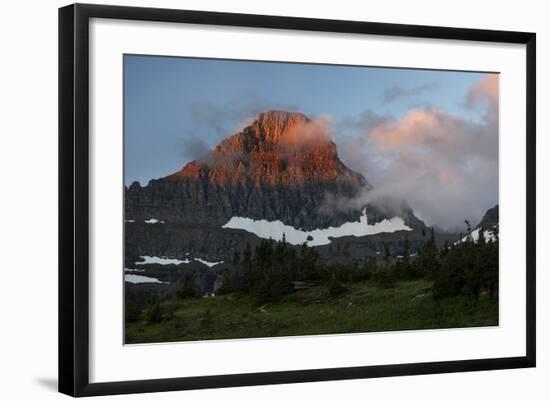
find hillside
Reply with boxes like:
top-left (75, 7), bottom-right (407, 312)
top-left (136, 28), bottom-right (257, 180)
top-left (126, 279), bottom-right (498, 344)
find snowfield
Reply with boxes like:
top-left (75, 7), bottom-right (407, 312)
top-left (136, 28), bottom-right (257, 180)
top-left (144, 218), bottom-right (164, 224)
top-left (135, 256), bottom-right (192, 265)
top-left (458, 227), bottom-right (497, 243)
top-left (124, 274), bottom-right (168, 284)
top-left (194, 258), bottom-right (223, 267)
top-left (135, 255), bottom-right (223, 267)
top-left (222, 208), bottom-right (412, 246)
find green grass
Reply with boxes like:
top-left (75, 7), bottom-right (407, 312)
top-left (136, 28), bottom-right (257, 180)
top-left (125, 280), bottom-right (498, 344)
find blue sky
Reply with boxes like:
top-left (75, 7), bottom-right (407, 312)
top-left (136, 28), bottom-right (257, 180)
top-left (124, 55), bottom-right (498, 229)
top-left (125, 55), bottom-right (487, 185)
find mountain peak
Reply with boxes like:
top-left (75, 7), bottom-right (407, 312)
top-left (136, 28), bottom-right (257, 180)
top-left (212, 110), bottom-right (324, 155)
top-left (257, 109), bottom-right (310, 125)
top-left (126, 111), bottom-right (425, 230)
top-left (251, 110), bottom-right (310, 141)
top-left (164, 110), bottom-right (366, 188)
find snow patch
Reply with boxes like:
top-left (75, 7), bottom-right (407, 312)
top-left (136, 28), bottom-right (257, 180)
top-left (125, 219), bottom-right (135, 223)
top-left (135, 256), bottom-right (192, 265)
top-left (125, 268), bottom-right (146, 272)
top-left (125, 274), bottom-right (168, 284)
top-left (144, 218), bottom-right (164, 224)
top-left (194, 258), bottom-right (223, 267)
top-left (222, 208), bottom-right (412, 246)
top-left (135, 255), bottom-right (223, 268)
top-left (458, 227), bottom-right (497, 244)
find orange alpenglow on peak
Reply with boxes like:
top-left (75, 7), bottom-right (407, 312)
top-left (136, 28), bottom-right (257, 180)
top-left (164, 110), bottom-right (367, 188)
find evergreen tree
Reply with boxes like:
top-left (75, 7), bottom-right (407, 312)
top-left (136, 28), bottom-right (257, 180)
top-left (176, 273), bottom-right (198, 299)
top-left (403, 234), bottom-right (410, 266)
top-left (125, 294), bottom-right (142, 322)
top-left (433, 220), bottom-right (499, 300)
top-left (253, 241), bottom-right (293, 305)
top-left (478, 227), bottom-right (486, 246)
top-left (287, 247), bottom-right (299, 281)
top-left (216, 267), bottom-right (233, 294)
top-left (232, 249), bottom-right (241, 268)
top-left (383, 243), bottom-right (390, 264)
top-left (484, 235), bottom-right (499, 298)
top-left (464, 220), bottom-right (473, 241)
top-left (300, 244), bottom-right (320, 280)
top-left (230, 249), bottom-right (244, 291)
top-left (441, 240), bottom-right (450, 258)
top-left (343, 243), bottom-right (351, 257)
top-left (242, 241), bottom-right (253, 292)
top-left (419, 228), bottom-right (439, 277)
top-left (274, 237), bottom-right (286, 275)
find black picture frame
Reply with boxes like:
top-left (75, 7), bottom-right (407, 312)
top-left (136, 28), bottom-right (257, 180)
top-left (59, 3), bottom-right (536, 397)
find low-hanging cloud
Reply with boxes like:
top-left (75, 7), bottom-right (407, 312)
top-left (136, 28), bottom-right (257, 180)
top-left (336, 74), bottom-right (499, 231)
top-left (177, 110), bottom-right (333, 171)
top-left (176, 137), bottom-right (212, 161)
top-left (281, 115), bottom-right (333, 148)
top-left (177, 93), bottom-right (299, 161)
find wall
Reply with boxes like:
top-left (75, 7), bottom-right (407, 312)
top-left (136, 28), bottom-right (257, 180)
top-left (0, 0), bottom-right (546, 399)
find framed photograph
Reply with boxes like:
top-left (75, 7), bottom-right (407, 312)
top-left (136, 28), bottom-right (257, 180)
top-left (59, 3), bottom-right (536, 397)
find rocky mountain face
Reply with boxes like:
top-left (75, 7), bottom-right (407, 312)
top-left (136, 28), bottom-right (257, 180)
top-left (126, 110), bottom-right (422, 230)
top-left (477, 205), bottom-right (499, 231)
top-left (125, 110), bottom-right (430, 295)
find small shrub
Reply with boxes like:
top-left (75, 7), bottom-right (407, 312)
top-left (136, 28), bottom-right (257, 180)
top-left (146, 303), bottom-right (163, 324)
top-left (176, 273), bottom-right (198, 299)
top-left (125, 297), bottom-right (142, 322)
top-left (173, 315), bottom-right (188, 329)
top-left (327, 274), bottom-right (348, 297)
top-left (373, 271), bottom-right (397, 289)
top-left (253, 275), bottom-right (293, 305)
top-left (351, 268), bottom-right (372, 283)
top-left (199, 309), bottom-right (214, 332)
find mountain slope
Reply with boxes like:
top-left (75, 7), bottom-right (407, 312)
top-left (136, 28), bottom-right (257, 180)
top-left (477, 205), bottom-right (499, 231)
top-left (126, 110), bottom-right (422, 230)
top-left (457, 205), bottom-right (499, 243)
top-left (165, 110), bottom-right (366, 188)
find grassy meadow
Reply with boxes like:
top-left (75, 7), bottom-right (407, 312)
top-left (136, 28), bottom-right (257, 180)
top-left (125, 279), bottom-right (498, 344)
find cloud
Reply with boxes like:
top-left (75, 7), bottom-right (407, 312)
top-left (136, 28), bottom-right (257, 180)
top-left (176, 136), bottom-right (212, 161)
top-left (281, 115), bottom-right (333, 148)
top-left (178, 94), bottom-right (299, 162)
top-left (177, 110), bottom-right (332, 170)
top-left (382, 82), bottom-right (438, 103)
top-left (466, 74), bottom-right (499, 127)
top-left (189, 93), bottom-right (299, 138)
top-left (336, 74), bottom-right (499, 231)
top-left (467, 74), bottom-right (499, 105)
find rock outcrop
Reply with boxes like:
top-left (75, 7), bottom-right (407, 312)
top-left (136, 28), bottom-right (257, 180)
top-left (477, 205), bottom-right (499, 231)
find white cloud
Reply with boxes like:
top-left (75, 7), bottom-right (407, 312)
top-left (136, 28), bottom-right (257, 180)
top-left (337, 75), bottom-right (499, 231)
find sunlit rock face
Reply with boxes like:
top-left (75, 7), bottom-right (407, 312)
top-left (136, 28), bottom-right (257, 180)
top-left (168, 110), bottom-right (366, 188)
top-left (125, 110), bottom-right (422, 230)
